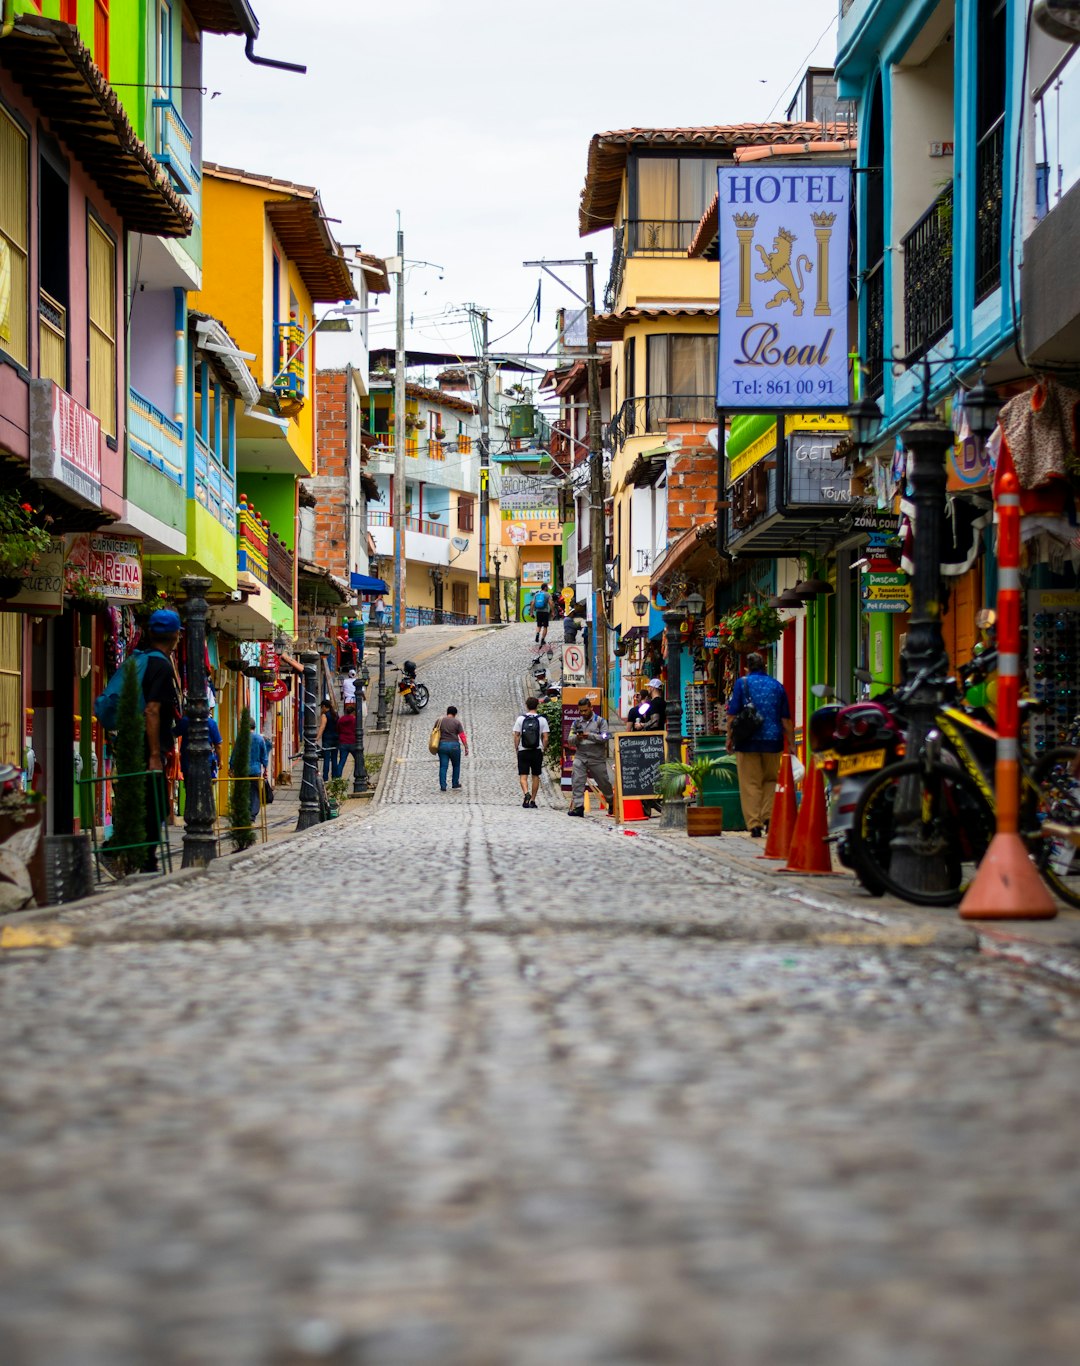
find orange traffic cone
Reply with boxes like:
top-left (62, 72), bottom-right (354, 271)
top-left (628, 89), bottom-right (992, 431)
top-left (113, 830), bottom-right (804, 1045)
top-left (781, 755), bottom-right (834, 876)
top-left (760, 751), bottom-right (797, 860)
top-left (959, 832), bottom-right (1057, 919)
top-left (621, 798), bottom-right (648, 821)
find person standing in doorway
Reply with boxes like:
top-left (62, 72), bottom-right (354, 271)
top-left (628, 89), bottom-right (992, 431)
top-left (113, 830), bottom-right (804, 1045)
top-left (530, 582), bottom-right (552, 648)
top-left (436, 705), bottom-right (469, 791)
top-left (334, 702), bottom-right (357, 779)
top-left (567, 695), bottom-right (613, 816)
top-left (726, 651), bottom-right (794, 838)
top-left (513, 695), bottom-right (549, 808)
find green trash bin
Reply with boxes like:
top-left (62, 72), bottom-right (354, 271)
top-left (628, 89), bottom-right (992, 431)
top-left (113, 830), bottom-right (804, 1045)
top-left (695, 735), bottom-right (745, 831)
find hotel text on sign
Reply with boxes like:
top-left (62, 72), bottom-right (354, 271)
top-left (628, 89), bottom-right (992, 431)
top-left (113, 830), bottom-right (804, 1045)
top-left (717, 166), bottom-right (850, 411)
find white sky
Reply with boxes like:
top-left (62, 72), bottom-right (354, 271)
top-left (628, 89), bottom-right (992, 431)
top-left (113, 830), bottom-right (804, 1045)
top-left (203, 0), bottom-right (840, 374)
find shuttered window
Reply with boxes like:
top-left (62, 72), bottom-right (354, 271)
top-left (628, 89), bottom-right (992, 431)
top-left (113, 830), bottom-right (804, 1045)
top-left (94, 0), bottom-right (110, 77)
top-left (0, 106), bottom-right (29, 369)
top-left (87, 216), bottom-right (116, 436)
top-left (0, 612), bottom-right (20, 769)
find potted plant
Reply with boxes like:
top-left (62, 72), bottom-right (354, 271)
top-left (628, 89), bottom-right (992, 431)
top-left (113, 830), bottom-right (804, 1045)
top-left (659, 752), bottom-right (738, 836)
top-left (434, 425), bottom-right (446, 440)
top-left (717, 600), bottom-right (784, 652)
top-left (0, 492), bottom-right (52, 599)
top-left (325, 775), bottom-right (349, 814)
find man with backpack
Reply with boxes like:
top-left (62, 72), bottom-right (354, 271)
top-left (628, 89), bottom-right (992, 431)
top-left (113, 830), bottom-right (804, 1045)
top-left (513, 695), bottom-right (549, 808)
top-left (530, 582), bottom-right (553, 648)
top-left (726, 651), bottom-right (794, 838)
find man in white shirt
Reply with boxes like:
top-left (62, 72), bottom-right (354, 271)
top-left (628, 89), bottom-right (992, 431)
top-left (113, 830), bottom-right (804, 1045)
top-left (342, 669), bottom-right (357, 705)
top-left (512, 696), bottom-right (550, 808)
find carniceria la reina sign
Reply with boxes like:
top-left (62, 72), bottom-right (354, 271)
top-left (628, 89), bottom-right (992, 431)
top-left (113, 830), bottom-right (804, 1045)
top-left (717, 166), bottom-right (850, 411)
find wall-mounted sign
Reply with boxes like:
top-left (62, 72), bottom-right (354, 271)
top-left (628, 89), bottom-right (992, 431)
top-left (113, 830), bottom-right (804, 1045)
top-left (718, 166), bottom-right (850, 411)
top-left (521, 560), bottom-right (549, 581)
top-left (787, 430), bottom-right (852, 505)
top-left (562, 642), bottom-right (586, 683)
top-left (29, 379), bottom-right (102, 509)
top-left (504, 517), bottom-right (560, 546)
top-left (65, 532), bottom-right (143, 602)
top-left (4, 536), bottom-right (66, 615)
top-left (947, 434), bottom-right (992, 492)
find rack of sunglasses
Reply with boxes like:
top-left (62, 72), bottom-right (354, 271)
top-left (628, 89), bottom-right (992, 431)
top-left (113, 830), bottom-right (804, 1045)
top-left (1028, 592), bottom-right (1080, 754)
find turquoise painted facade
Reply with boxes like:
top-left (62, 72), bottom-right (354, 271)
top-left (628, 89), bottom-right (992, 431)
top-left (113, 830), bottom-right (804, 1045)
top-left (836, 0), bottom-right (1024, 436)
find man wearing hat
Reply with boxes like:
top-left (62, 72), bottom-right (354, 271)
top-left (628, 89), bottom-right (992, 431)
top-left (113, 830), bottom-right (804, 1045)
top-left (142, 609), bottom-right (183, 869)
top-left (641, 679), bottom-right (667, 734)
top-left (342, 669), bottom-right (358, 706)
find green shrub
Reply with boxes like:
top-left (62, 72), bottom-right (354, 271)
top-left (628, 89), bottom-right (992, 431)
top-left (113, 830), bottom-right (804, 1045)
top-left (538, 696), bottom-right (563, 772)
top-left (229, 709), bottom-right (256, 850)
top-left (107, 657), bottom-right (148, 874)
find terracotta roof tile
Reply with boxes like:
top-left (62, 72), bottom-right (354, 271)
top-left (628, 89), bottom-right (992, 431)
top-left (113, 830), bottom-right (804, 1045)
top-left (589, 306), bottom-right (718, 344)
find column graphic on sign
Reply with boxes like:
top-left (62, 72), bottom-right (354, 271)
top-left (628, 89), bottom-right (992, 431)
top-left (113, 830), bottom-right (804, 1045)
top-left (734, 213), bottom-right (759, 317)
top-left (811, 212), bottom-right (836, 316)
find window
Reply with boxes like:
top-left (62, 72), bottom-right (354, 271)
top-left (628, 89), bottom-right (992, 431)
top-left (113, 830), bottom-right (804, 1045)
top-left (0, 106), bottom-right (29, 369)
top-left (94, 0), bottom-right (109, 78)
top-left (39, 154), bottom-right (69, 389)
top-left (644, 334), bottom-right (717, 428)
top-left (88, 215), bottom-right (117, 436)
top-left (457, 494), bottom-right (475, 532)
top-left (156, 1), bottom-right (172, 97)
top-left (630, 155), bottom-right (722, 252)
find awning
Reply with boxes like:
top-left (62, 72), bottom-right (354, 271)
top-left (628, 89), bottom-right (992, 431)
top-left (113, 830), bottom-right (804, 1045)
top-left (350, 573), bottom-right (389, 594)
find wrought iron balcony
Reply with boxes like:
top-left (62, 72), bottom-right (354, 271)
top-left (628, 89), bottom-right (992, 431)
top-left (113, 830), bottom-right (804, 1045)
top-left (152, 97), bottom-right (195, 195)
top-left (625, 219), bottom-right (702, 255)
top-left (273, 321), bottom-right (305, 400)
top-left (607, 394), bottom-right (716, 451)
top-left (902, 183), bottom-right (953, 360)
top-left (863, 257), bottom-right (885, 398)
top-left (129, 388), bottom-right (183, 485)
top-left (975, 116), bottom-right (1004, 304)
top-left (604, 224), bottom-right (626, 311)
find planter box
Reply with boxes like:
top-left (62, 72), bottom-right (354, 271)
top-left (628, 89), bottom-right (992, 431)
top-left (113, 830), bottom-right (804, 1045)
top-left (686, 805), bottom-right (724, 837)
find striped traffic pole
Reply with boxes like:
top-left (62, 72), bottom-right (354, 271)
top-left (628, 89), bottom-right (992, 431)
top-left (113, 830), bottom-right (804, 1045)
top-left (960, 464), bottom-right (1056, 918)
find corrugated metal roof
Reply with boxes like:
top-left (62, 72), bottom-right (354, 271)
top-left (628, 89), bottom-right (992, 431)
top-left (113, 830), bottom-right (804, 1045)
top-left (578, 123), bottom-right (849, 236)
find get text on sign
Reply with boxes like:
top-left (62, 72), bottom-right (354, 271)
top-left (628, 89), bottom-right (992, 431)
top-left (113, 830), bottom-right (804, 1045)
top-left (717, 166), bottom-right (850, 411)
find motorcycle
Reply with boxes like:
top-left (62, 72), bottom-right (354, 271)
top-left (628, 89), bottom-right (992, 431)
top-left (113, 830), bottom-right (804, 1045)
top-left (808, 668), bottom-right (906, 891)
top-left (396, 659), bottom-right (430, 714)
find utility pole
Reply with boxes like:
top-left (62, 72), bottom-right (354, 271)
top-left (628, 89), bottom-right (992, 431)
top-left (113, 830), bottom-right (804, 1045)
top-left (477, 308), bottom-right (491, 624)
top-left (584, 251), bottom-right (607, 704)
top-left (393, 216), bottom-right (407, 634)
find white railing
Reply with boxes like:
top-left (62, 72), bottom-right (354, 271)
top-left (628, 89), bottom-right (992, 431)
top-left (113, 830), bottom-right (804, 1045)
top-left (1034, 49), bottom-right (1080, 219)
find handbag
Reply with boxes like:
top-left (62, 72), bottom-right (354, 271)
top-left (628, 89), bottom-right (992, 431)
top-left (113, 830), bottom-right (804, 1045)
top-left (729, 679), bottom-right (763, 748)
top-left (428, 721), bottom-right (441, 755)
top-left (263, 778), bottom-right (275, 804)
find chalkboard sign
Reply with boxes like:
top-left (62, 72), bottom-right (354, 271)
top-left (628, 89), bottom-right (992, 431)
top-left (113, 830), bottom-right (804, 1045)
top-left (614, 731), bottom-right (665, 801)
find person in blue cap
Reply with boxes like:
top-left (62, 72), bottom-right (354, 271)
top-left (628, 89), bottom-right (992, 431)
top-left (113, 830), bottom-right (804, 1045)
top-left (142, 609), bottom-right (183, 870)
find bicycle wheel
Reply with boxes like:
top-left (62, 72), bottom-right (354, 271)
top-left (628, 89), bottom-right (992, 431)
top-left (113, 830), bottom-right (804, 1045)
top-left (521, 601), bottom-right (535, 622)
top-left (849, 759), bottom-right (995, 907)
top-left (1025, 747), bottom-right (1080, 908)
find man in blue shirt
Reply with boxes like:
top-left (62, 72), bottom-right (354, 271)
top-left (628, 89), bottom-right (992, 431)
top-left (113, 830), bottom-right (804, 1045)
top-left (726, 651), bottom-right (794, 838)
top-left (530, 582), bottom-right (552, 647)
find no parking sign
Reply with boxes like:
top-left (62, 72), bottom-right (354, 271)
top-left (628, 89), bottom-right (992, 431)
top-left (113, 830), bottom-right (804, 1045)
top-left (562, 643), bottom-right (586, 683)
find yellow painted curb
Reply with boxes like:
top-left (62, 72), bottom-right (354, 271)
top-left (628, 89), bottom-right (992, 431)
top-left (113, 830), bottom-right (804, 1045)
top-left (815, 928), bottom-right (941, 948)
top-left (0, 924), bottom-right (75, 950)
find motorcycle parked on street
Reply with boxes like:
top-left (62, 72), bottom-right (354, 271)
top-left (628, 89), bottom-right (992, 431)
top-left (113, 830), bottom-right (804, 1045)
top-left (395, 660), bottom-right (430, 714)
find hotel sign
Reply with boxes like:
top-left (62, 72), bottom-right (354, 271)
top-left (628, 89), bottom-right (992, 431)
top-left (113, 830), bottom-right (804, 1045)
top-left (717, 166), bottom-right (850, 411)
top-left (29, 380), bottom-right (102, 509)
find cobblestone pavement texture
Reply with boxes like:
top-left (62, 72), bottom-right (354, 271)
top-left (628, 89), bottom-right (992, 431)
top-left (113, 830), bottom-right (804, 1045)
top-left (3, 625), bottom-right (1080, 1365)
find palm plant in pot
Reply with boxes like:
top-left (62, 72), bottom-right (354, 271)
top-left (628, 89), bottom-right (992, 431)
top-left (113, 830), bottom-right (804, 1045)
top-left (658, 752), bottom-right (738, 836)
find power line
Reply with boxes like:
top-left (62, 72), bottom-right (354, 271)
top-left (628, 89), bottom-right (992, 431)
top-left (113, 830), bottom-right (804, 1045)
top-left (763, 10), bottom-right (839, 122)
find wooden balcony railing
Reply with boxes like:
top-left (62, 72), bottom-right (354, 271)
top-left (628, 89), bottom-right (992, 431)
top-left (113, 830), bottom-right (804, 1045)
top-left (267, 534), bottom-right (294, 606)
top-left (38, 288), bottom-right (66, 389)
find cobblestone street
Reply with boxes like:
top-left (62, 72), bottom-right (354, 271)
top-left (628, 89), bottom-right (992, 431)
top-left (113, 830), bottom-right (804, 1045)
top-left (2, 625), bottom-right (1080, 1365)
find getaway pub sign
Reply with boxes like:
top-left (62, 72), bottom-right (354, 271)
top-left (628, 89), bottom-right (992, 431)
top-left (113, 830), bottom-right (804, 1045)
top-left (717, 166), bottom-right (850, 411)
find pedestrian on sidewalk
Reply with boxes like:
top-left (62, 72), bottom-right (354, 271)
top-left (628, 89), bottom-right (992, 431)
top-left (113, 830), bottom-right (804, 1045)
top-left (231, 717), bottom-right (270, 822)
top-left (567, 695), bottom-right (613, 816)
top-left (317, 700), bottom-right (339, 781)
top-left (436, 705), bottom-right (469, 791)
top-left (342, 669), bottom-right (358, 706)
top-left (334, 702), bottom-right (358, 778)
top-left (513, 695), bottom-right (549, 808)
top-left (626, 690), bottom-right (649, 731)
top-left (642, 679), bottom-right (667, 732)
top-left (140, 609), bottom-right (183, 869)
top-left (372, 594), bottom-right (388, 628)
top-left (531, 582), bottom-right (552, 647)
top-left (726, 651), bottom-right (794, 839)
top-left (562, 611), bottom-right (583, 646)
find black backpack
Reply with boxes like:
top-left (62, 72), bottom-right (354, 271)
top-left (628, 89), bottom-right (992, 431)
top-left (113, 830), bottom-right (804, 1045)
top-left (520, 713), bottom-right (542, 749)
top-left (729, 678), bottom-right (763, 748)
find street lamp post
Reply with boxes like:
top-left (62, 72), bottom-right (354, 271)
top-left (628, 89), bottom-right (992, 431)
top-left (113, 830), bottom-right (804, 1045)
top-left (180, 575), bottom-right (216, 868)
top-left (491, 550), bottom-right (506, 623)
top-left (660, 606), bottom-right (687, 830)
top-left (375, 630), bottom-right (390, 732)
top-left (296, 651), bottom-right (321, 830)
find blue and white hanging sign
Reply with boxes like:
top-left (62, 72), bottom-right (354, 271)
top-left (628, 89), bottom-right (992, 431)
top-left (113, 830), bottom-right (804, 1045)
top-left (717, 165), bottom-right (850, 411)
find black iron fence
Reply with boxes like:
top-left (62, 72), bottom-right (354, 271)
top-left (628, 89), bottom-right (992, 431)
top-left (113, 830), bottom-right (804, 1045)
top-left (864, 257), bottom-right (885, 397)
top-left (975, 116), bottom-right (1004, 304)
top-left (604, 225), bottom-right (625, 312)
top-left (607, 394), bottom-right (716, 450)
top-left (902, 182), bottom-right (953, 359)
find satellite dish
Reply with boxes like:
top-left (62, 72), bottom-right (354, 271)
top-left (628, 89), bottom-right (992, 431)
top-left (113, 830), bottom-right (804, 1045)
top-left (451, 536), bottom-right (469, 551)
top-left (706, 427), bottom-right (719, 451)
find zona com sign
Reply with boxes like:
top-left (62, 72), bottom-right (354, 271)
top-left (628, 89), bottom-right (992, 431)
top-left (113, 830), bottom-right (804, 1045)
top-left (717, 166), bottom-right (850, 412)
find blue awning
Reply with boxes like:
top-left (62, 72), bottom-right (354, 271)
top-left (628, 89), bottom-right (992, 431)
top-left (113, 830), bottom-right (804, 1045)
top-left (350, 574), bottom-right (389, 593)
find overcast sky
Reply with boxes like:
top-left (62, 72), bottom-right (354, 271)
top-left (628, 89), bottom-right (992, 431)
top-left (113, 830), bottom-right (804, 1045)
top-left (203, 0), bottom-right (840, 374)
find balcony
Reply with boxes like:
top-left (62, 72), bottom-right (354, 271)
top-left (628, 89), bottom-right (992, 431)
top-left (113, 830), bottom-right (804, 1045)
top-left (194, 431), bottom-right (235, 532)
top-left (604, 224), bottom-right (626, 311)
top-left (607, 394), bottom-right (716, 451)
top-left (369, 509), bottom-right (448, 538)
top-left (273, 320), bottom-right (305, 400)
top-left (975, 116), bottom-right (1004, 304)
top-left (863, 258), bottom-right (885, 398)
top-left (369, 510), bottom-right (451, 567)
top-left (38, 289), bottom-right (66, 389)
top-left (267, 534), bottom-right (294, 607)
top-left (129, 388), bottom-right (183, 485)
top-left (237, 497), bottom-right (269, 586)
top-left (902, 183), bottom-right (953, 360)
top-left (152, 97), bottom-right (196, 196)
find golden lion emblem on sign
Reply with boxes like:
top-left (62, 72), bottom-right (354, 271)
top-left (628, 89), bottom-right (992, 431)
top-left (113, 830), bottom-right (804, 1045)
top-left (755, 227), bottom-right (814, 317)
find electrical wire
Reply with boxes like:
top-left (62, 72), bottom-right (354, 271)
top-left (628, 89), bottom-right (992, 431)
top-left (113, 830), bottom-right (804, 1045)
top-left (763, 10), bottom-right (839, 122)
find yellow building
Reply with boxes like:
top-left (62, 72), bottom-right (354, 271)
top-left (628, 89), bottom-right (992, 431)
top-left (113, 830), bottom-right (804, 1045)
top-left (191, 164), bottom-right (356, 637)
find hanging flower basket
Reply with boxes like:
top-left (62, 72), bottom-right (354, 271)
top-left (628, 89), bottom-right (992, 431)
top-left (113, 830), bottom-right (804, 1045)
top-left (0, 492), bottom-right (52, 592)
top-left (717, 602), bottom-right (783, 652)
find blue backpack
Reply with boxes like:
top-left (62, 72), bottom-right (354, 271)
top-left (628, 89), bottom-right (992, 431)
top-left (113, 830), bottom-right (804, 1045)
top-left (534, 590), bottom-right (550, 611)
top-left (93, 651), bottom-right (157, 732)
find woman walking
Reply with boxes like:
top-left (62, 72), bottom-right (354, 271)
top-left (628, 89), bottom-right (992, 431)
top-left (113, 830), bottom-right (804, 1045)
top-left (436, 705), bottom-right (468, 791)
top-left (317, 700), bottom-right (339, 781)
top-left (334, 702), bottom-right (358, 779)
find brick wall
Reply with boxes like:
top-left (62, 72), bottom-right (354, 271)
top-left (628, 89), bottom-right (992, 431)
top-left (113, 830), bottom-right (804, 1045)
top-left (311, 370), bottom-right (351, 578)
top-left (664, 420), bottom-right (718, 534)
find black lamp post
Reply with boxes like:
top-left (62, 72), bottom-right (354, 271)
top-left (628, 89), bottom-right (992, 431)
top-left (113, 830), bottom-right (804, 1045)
top-left (660, 605), bottom-right (687, 830)
top-left (491, 550), bottom-right (506, 623)
top-left (180, 575), bottom-right (217, 868)
top-left (375, 630), bottom-right (390, 731)
top-left (296, 650), bottom-right (321, 830)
